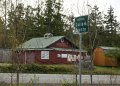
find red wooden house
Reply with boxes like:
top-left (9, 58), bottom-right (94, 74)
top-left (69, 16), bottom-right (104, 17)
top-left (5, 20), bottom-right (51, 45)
top-left (18, 33), bottom-right (87, 65)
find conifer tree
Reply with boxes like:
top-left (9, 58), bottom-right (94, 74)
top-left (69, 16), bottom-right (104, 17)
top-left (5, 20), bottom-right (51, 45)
top-left (8, 3), bottom-right (25, 44)
top-left (24, 5), bottom-right (36, 40)
top-left (44, 0), bottom-right (66, 36)
top-left (104, 5), bottom-right (119, 46)
top-left (104, 5), bottom-right (119, 34)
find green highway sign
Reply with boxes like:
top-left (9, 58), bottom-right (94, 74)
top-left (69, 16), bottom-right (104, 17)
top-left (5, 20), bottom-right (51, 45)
top-left (74, 15), bottom-right (88, 86)
top-left (74, 15), bottom-right (88, 34)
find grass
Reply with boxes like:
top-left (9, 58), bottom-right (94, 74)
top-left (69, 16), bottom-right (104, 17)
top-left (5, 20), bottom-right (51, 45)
top-left (0, 63), bottom-right (11, 67)
top-left (95, 66), bottom-right (120, 75)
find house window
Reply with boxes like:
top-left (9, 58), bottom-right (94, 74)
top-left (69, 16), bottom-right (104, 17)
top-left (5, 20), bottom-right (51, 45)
top-left (57, 54), bottom-right (61, 58)
top-left (61, 54), bottom-right (67, 58)
top-left (61, 38), bottom-right (64, 42)
top-left (41, 51), bottom-right (49, 59)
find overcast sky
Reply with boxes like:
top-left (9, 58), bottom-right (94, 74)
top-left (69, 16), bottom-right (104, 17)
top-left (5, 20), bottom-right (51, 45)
top-left (16, 0), bottom-right (120, 22)
top-left (63, 0), bottom-right (120, 21)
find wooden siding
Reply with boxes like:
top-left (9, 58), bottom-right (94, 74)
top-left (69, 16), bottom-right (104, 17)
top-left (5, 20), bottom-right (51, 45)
top-left (49, 38), bottom-right (75, 48)
top-left (19, 35), bottom-right (86, 65)
top-left (20, 50), bottom-right (86, 65)
top-left (20, 51), bottom-right (35, 64)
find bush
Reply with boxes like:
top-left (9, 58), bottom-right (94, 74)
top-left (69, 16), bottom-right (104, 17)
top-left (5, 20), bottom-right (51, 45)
top-left (0, 63), bottom-right (73, 74)
top-left (0, 63), bottom-right (119, 75)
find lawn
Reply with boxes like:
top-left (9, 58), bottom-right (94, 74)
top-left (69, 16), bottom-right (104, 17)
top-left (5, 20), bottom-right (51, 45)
top-left (95, 66), bottom-right (120, 75)
top-left (0, 63), bottom-right (12, 67)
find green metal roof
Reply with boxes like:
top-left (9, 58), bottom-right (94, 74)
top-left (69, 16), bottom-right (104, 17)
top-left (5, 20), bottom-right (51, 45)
top-left (16, 35), bottom-right (88, 52)
top-left (19, 36), bottom-right (65, 48)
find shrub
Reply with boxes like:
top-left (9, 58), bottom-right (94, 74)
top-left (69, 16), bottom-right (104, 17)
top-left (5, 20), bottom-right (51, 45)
top-left (0, 63), bottom-right (73, 74)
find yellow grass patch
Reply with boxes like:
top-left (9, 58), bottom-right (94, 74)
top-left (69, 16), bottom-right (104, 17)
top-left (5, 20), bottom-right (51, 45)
top-left (0, 63), bottom-right (12, 67)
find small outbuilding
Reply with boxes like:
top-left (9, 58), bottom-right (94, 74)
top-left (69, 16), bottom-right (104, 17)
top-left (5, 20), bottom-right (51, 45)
top-left (17, 33), bottom-right (87, 65)
top-left (93, 46), bottom-right (117, 66)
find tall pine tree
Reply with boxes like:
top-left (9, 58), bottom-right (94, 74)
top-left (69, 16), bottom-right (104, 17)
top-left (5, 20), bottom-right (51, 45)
top-left (104, 5), bottom-right (119, 46)
top-left (44, 0), bottom-right (66, 36)
top-left (8, 3), bottom-right (25, 47)
top-left (104, 5), bottom-right (119, 34)
top-left (24, 5), bottom-right (37, 40)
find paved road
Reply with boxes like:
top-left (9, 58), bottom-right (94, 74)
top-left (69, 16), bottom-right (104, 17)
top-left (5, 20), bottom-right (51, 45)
top-left (0, 73), bottom-right (120, 84)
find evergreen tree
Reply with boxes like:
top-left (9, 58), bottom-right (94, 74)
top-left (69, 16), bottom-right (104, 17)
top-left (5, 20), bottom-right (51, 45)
top-left (104, 5), bottom-right (119, 34)
top-left (104, 5), bottom-right (119, 46)
top-left (8, 3), bottom-right (25, 46)
top-left (25, 0), bottom-right (66, 38)
top-left (24, 5), bottom-right (36, 40)
top-left (44, 0), bottom-right (66, 36)
top-left (52, 0), bottom-right (67, 36)
top-left (44, 0), bottom-right (54, 33)
top-left (33, 0), bottom-right (45, 38)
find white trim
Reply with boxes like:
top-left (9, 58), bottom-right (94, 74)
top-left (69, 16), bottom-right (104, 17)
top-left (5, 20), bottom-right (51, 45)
top-left (61, 38), bottom-right (64, 42)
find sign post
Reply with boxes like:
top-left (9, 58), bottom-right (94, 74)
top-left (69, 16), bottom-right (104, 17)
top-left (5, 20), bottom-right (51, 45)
top-left (74, 15), bottom-right (88, 86)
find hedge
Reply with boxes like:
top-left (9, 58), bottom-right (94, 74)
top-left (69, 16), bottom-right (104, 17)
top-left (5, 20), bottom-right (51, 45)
top-left (0, 63), bottom-right (118, 75)
top-left (0, 63), bottom-right (73, 74)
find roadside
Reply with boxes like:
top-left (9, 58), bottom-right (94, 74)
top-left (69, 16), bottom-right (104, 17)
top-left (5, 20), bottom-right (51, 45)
top-left (0, 73), bottom-right (120, 85)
